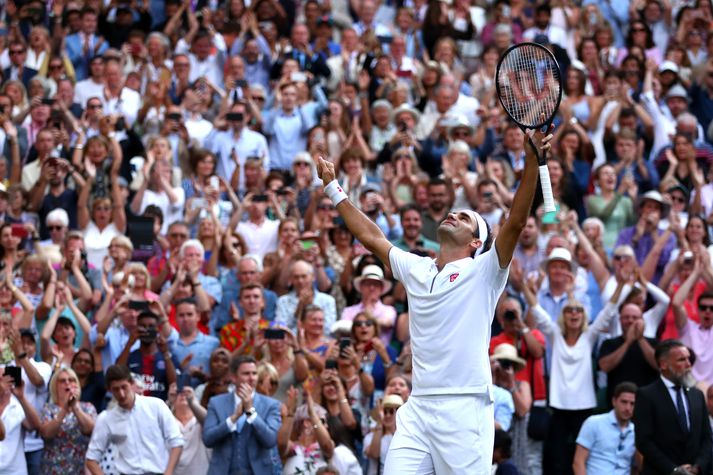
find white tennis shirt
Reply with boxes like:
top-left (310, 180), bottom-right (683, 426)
top-left (389, 244), bottom-right (509, 397)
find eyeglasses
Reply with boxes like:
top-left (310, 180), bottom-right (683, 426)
top-left (564, 306), bottom-right (584, 313)
top-left (631, 28), bottom-right (646, 33)
top-left (9, 49), bottom-right (25, 55)
top-left (699, 304), bottom-right (713, 312)
top-left (353, 320), bottom-right (374, 327)
top-left (252, 96), bottom-right (266, 102)
top-left (87, 104), bottom-right (103, 109)
top-left (48, 225), bottom-right (64, 231)
top-left (383, 407), bottom-right (396, 415)
top-left (670, 195), bottom-right (686, 203)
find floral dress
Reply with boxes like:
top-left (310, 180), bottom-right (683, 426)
top-left (283, 441), bottom-right (327, 475)
top-left (40, 402), bottom-right (98, 475)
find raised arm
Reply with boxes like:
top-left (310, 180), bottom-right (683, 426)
top-left (672, 256), bottom-right (701, 330)
top-left (495, 125), bottom-right (553, 269)
top-left (316, 157), bottom-right (392, 266)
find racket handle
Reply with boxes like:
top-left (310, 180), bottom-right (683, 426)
top-left (539, 164), bottom-right (556, 214)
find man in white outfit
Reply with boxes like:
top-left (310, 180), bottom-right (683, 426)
top-left (316, 124), bottom-right (550, 474)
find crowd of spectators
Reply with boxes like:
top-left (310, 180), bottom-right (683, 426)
top-left (2, 0), bottom-right (713, 474)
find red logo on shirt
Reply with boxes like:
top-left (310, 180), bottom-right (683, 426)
top-left (449, 273), bottom-right (459, 282)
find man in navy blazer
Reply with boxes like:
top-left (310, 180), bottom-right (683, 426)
top-left (203, 355), bottom-right (282, 475)
top-left (634, 340), bottom-right (712, 475)
top-left (3, 42), bottom-right (38, 89)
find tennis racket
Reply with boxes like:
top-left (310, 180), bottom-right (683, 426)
top-left (495, 42), bottom-right (562, 214)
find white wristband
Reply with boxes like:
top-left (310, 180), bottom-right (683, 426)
top-left (324, 179), bottom-right (348, 206)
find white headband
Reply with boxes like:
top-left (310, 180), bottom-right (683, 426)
top-left (462, 210), bottom-right (488, 257)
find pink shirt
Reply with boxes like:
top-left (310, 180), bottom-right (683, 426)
top-left (340, 300), bottom-right (397, 347)
top-left (680, 320), bottom-right (713, 385)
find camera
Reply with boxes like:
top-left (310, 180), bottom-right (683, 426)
top-left (503, 310), bottom-right (518, 321)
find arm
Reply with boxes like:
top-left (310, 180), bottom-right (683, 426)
top-left (573, 445), bottom-right (590, 475)
top-left (77, 174), bottom-right (93, 230)
top-left (316, 158), bottom-right (393, 266)
top-left (40, 307), bottom-right (63, 363)
top-left (165, 446), bottom-right (182, 475)
top-left (495, 127), bottom-right (552, 268)
top-left (672, 259), bottom-right (701, 330)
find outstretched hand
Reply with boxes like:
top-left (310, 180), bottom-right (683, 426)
top-left (316, 156), bottom-right (335, 187)
top-left (524, 114), bottom-right (554, 158)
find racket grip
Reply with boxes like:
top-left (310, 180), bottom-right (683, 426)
top-left (538, 164), bottom-right (556, 214)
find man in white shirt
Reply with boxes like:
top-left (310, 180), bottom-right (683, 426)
top-left (235, 194), bottom-right (280, 260)
top-left (315, 122), bottom-right (552, 473)
top-left (0, 366), bottom-right (42, 475)
top-left (100, 58), bottom-right (141, 129)
top-left (176, 30), bottom-right (227, 88)
top-left (85, 364), bottom-right (184, 475)
top-left (74, 56), bottom-right (105, 110)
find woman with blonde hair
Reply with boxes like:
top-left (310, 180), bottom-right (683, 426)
top-left (39, 367), bottom-right (97, 475)
top-left (525, 274), bottom-right (624, 474)
top-left (123, 262), bottom-right (158, 302)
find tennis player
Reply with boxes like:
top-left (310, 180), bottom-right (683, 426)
top-left (317, 126), bottom-right (551, 474)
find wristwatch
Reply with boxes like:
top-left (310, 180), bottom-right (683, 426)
top-left (245, 407), bottom-right (257, 417)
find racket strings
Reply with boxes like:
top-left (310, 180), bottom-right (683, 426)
top-left (497, 45), bottom-right (561, 128)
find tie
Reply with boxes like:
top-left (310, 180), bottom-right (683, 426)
top-left (236, 413), bottom-right (246, 432)
top-left (674, 385), bottom-right (689, 432)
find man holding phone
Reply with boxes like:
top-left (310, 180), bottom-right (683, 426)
top-left (0, 365), bottom-right (42, 475)
top-left (206, 101), bottom-right (269, 185)
top-left (116, 311), bottom-right (178, 400)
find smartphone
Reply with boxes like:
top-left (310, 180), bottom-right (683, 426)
top-left (264, 328), bottom-right (286, 340)
top-left (41, 98), bottom-right (55, 106)
top-left (4, 366), bottom-right (21, 386)
top-left (11, 224), bottom-right (28, 239)
top-left (300, 240), bottom-right (317, 251)
top-left (209, 176), bottom-right (219, 189)
top-left (166, 112), bottom-right (182, 121)
top-left (252, 194), bottom-right (268, 203)
top-left (339, 337), bottom-right (351, 354)
top-left (325, 359), bottom-right (338, 370)
top-left (177, 371), bottom-right (189, 391)
top-left (128, 300), bottom-right (149, 311)
top-left (290, 71), bottom-right (307, 83)
top-left (235, 79), bottom-right (248, 88)
top-left (226, 112), bottom-right (244, 122)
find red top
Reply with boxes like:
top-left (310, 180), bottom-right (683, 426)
top-left (490, 329), bottom-right (547, 401)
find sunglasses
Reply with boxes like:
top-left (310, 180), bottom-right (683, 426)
top-left (87, 104), bottom-right (103, 109)
top-left (383, 407), bottom-right (396, 415)
top-left (670, 195), bottom-right (686, 203)
top-left (318, 204), bottom-right (335, 210)
top-left (48, 225), bottom-right (64, 231)
top-left (564, 306), bottom-right (584, 313)
top-left (174, 62), bottom-right (190, 67)
top-left (631, 28), bottom-right (646, 33)
top-left (353, 320), bottom-right (374, 327)
top-left (9, 50), bottom-right (25, 55)
top-left (699, 304), bottom-right (713, 312)
top-left (618, 431), bottom-right (628, 451)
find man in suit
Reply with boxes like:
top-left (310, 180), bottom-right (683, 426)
top-left (633, 340), bottom-right (712, 475)
top-left (64, 7), bottom-right (109, 81)
top-left (3, 42), bottom-right (38, 89)
top-left (203, 355), bottom-right (281, 475)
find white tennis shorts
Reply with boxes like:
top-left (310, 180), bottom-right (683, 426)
top-left (383, 393), bottom-right (495, 475)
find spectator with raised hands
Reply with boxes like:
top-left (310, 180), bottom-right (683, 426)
top-left (38, 367), bottom-right (97, 475)
top-left (0, 365), bottom-right (41, 475)
top-left (40, 282), bottom-right (91, 369)
top-left (525, 270), bottom-right (624, 474)
top-left (167, 383), bottom-right (211, 475)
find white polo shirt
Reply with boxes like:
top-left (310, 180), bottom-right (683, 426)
top-left (388, 244), bottom-right (509, 396)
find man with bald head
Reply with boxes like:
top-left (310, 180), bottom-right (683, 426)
top-left (599, 302), bottom-right (659, 405)
top-left (275, 259), bottom-right (336, 334)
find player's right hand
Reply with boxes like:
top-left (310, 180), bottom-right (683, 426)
top-left (316, 156), bottom-right (336, 186)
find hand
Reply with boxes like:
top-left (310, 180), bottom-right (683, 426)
top-left (341, 345), bottom-right (359, 367)
top-left (8, 327), bottom-right (23, 357)
top-left (9, 376), bottom-right (24, 399)
top-left (156, 334), bottom-right (169, 354)
top-left (285, 385), bottom-right (298, 415)
top-left (95, 332), bottom-right (107, 349)
top-left (524, 116), bottom-right (554, 157)
top-left (182, 386), bottom-right (195, 403)
top-left (316, 156), bottom-right (336, 186)
top-left (103, 256), bottom-right (113, 275)
top-left (237, 383), bottom-right (253, 411)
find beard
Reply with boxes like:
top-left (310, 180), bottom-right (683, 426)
top-left (670, 369), bottom-right (697, 389)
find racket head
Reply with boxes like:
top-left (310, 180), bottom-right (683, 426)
top-left (495, 42), bottom-right (563, 130)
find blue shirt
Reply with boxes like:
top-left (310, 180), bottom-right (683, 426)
top-left (168, 329), bottom-right (219, 387)
top-left (276, 290), bottom-right (337, 335)
top-left (204, 127), bottom-right (270, 185)
top-left (615, 226), bottom-right (676, 284)
top-left (262, 106), bottom-right (313, 170)
top-left (576, 410), bottom-right (635, 475)
top-left (493, 385), bottom-right (515, 432)
top-left (89, 323), bottom-right (139, 373)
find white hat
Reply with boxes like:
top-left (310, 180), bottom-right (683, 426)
top-left (353, 265), bottom-right (393, 295)
top-left (540, 247), bottom-right (577, 274)
top-left (383, 394), bottom-right (404, 407)
top-left (490, 343), bottom-right (527, 372)
top-left (391, 104), bottom-right (421, 125)
top-left (658, 60), bottom-right (679, 74)
top-left (665, 84), bottom-right (689, 101)
top-left (636, 190), bottom-right (670, 218)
